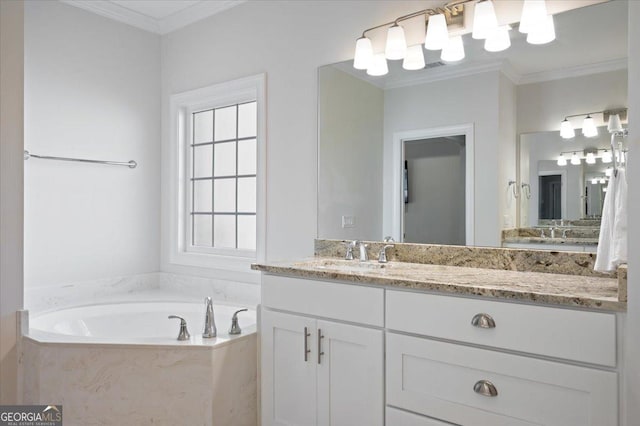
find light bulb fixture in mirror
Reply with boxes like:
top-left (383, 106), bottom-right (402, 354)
top-left (385, 24), bottom-right (407, 60)
top-left (605, 168), bottom-right (613, 177)
top-left (424, 14), bottom-right (449, 50)
top-left (472, 0), bottom-right (498, 40)
top-left (600, 178), bottom-right (607, 184)
top-left (607, 113), bottom-right (623, 133)
top-left (557, 155), bottom-right (567, 166)
top-left (403, 45), bottom-right (426, 70)
top-left (602, 150), bottom-right (612, 163)
top-left (591, 178), bottom-right (599, 185)
top-left (560, 119), bottom-right (575, 139)
top-left (585, 152), bottom-right (596, 164)
top-left (353, 37), bottom-right (373, 70)
top-left (570, 152), bottom-right (581, 165)
top-left (367, 54), bottom-right (389, 76)
top-left (441, 35), bottom-right (465, 62)
top-left (582, 115), bottom-right (598, 138)
top-left (484, 25), bottom-right (511, 52)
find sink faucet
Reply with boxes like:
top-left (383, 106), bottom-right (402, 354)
top-left (378, 244), bottom-right (394, 263)
top-left (540, 229), bottom-right (546, 238)
top-left (203, 296), bottom-right (217, 338)
top-left (549, 227), bottom-right (556, 239)
top-left (357, 241), bottom-right (369, 262)
top-left (343, 240), bottom-right (357, 260)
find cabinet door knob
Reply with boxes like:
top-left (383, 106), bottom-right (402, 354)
top-left (304, 327), bottom-right (311, 362)
top-left (474, 380), bottom-right (498, 397)
top-left (471, 313), bottom-right (496, 329)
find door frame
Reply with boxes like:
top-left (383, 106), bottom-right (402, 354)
top-left (391, 124), bottom-right (475, 245)
top-left (537, 170), bottom-right (567, 222)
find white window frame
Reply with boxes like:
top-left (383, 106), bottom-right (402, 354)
top-left (167, 74), bottom-right (266, 272)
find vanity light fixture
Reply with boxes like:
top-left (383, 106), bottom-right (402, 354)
top-left (385, 24), bottom-right (407, 60)
top-left (601, 150), bottom-right (613, 163)
top-left (600, 177), bottom-right (607, 184)
top-left (591, 178), bottom-right (599, 185)
top-left (441, 35), bottom-right (465, 62)
top-left (519, 0), bottom-right (547, 34)
top-left (570, 152), bottom-right (581, 165)
top-left (605, 168), bottom-right (613, 177)
top-left (560, 119), bottom-right (575, 139)
top-left (403, 45), bottom-right (426, 70)
top-left (582, 115), bottom-right (598, 138)
top-left (607, 113), bottom-right (623, 133)
top-left (367, 53), bottom-right (389, 76)
top-left (557, 155), bottom-right (567, 166)
top-left (425, 13), bottom-right (449, 50)
top-left (526, 14), bottom-right (556, 45)
top-left (585, 152), bottom-right (596, 165)
top-left (472, 0), bottom-right (498, 40)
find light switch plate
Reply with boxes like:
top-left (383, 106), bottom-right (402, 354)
top-left (342, 215), bottom-right (356, 228)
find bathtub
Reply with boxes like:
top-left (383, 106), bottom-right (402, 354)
top-left (22, 301), bottom-right (258, 426)
top-left (28, 301), bottom-right (257, 344)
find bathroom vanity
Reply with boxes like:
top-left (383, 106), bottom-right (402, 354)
top-left (254, 242), bottom-right (625, 426)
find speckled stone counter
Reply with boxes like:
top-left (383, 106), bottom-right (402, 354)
top-left (252, 258), bottom-right (624, 312)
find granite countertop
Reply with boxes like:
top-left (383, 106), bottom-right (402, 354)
top-left (503, 237), bottom-right (599, 246)
top-left (252, 257), bottom-right (625, 312)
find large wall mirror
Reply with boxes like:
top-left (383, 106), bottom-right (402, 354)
top-left (317, 0), bottom-right (627, 252)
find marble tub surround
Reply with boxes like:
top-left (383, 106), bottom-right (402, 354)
top-left (22, 334), bottom-right (257, 426)
top-left (315, 239), bottom-right (613, 278)
top-left (25, 272), bottom-right (260, 313)
top-left (253, 258), bottom-right (622, 311)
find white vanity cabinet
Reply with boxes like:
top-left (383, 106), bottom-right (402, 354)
top-left (261, 275), bottom-right (384, 426)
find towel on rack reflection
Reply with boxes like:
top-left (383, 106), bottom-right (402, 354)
top-left (595, 168), bottom-right (627, 272)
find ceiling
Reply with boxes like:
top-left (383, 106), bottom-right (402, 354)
top-left (335, 0), bottom-right (627, 89)
top-left (62, 0), bottom-right (246, 34)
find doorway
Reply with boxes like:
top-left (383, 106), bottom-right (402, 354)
top-left (403, 136), bottom-right (466, 245)
top-left (539, 174), bottom-right (562, 220)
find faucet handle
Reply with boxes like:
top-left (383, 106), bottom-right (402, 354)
top-left (343, 240), bottom-right (357, 260)
top-left (168, 315), bottom-right (190, 341)
top-left (383, 236), bottom-right (395, 243)
top-left (229, 309), bottom-right (248, 335)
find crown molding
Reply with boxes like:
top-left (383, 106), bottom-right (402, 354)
top-left (517, 57), bottom-right (628, 85)
top-left (61, 0), bottom-right (246, 35)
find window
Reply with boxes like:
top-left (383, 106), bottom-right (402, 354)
top-left (189, 102), bottom-right (257, 251)
top-left (167, 75), bottom-right (265, 271)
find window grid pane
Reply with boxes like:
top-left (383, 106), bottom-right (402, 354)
top-left (190, 102), bottom-right (257, 250)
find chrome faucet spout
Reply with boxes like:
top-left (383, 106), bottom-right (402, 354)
top-left (203, 296), bottom-right (217, 338)
top-left (358, 241), bottom-right (369, 262)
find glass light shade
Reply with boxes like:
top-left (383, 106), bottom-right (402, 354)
top-left (484, 25), bottom-right (511, 52)
top-left (601, 150), bottom-right (612, 163)
top-left (385, 24), bottom-right (407, 60)
top-left (472, 1), bottom-right (498, 40)
top-left (560, 119), bottom-right (575, 139)
top-left (603, 187), bottom-right (607, 192)
top-left (441, 35), bottom-right (465, 62)
top-left (353, 37), bottom-right (373, 70)
top-left (367, 54), bottom-right (389, 76)
top-left (605, 168), bottom-right (613, 177)
top-left (557, 155), bottom-right (567, 166)
top-left (582, 115), bottom-right (598, 138)
top-left (519, 0), bottom-right (548, 34)
top-left (425, 14), bottom-right (449, 50)
top-left (591, 178), bottom-right (599, 185)
top-left (402, 45), bottom-right (425, 71)
top-left (607, 113), bottom-right (623, 133)
top-left (585, 153), bottom-right (596, 165)
top-left (526, 14), bottom-right (555, 45)
top-left (570, 153), bottom-right (581, 165)
top-left (600, 178), bottom-right (606, 184)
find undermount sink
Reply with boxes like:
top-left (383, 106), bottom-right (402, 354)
top-left (295, 259), bottom-right (392, 272)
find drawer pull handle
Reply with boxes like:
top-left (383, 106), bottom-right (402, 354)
top-left (304, 327), bottom-right (311, 362)
top-left (471, 313), bottom-right (496, 329)
top-left (474, 380), bottom-right (498, 397)
top-left (318, 328), bottom-right (324, 364)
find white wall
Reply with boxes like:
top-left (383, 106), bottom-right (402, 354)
top-left (160, 0), bottom-right (440, 270)
top-left (383, 71), bottom-right (502, 247)
top-left (318, 66), bottom-right (384, 241)
top-left (499, 74), bottom-right (517, 229)
top-left (625, 2), bottom-right (640, 424)
top-left (0, 0), bottom-right (24, 404)
top-left (24, 1), bottom-right (161, 289)
top-left (404, 138), bottom-right (465, 245)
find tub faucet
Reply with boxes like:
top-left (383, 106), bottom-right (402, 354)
top-left (203, 297), bottom-right (217, 338)
top-left (168, 315), bottom-right (190, 341)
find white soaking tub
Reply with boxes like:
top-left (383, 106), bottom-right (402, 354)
top-left (23, 301), bottom-right (258, 426)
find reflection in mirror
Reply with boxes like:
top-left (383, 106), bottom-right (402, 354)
top-left (317, 0), bottom-right (627, 251)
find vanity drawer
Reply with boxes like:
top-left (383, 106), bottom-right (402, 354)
top-left (386, 333), bottom-right (618, 426)
top-left (386, 290), bottom-right (616, 366)
top-left (386, 407), bottom-right (457, 426)
top-left (262, 274), bottom-right (384, 326)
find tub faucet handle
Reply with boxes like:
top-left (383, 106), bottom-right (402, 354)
top-left (229, 309), bottom-right (249, 335)
top-left (203, 297), bottom-right (217, 338)
top-left (168, 315), bottom-right (190, 341)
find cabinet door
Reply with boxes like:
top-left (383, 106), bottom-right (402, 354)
top-left (317, 320), bottom-right (384, 426)
top-left (261, 309), bottom-right (317, 426)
